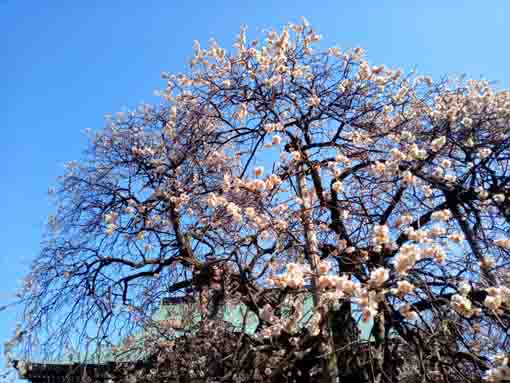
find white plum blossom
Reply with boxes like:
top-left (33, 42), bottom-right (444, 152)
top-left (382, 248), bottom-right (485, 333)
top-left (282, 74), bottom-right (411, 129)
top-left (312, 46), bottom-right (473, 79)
top-left (369, 267), bottom-right (390, 288)
top-left (430, 136), bottom-right (446, 152)
top-left (494, 238), bottom-right (510, 249)
top-left (253, 166), bottom-right (264, 177)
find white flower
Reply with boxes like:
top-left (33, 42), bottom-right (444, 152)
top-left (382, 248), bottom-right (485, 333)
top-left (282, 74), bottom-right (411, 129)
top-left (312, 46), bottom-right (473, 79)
top-left (260, 304), bottom-right (277, 323)
top-left (332, 180), bottom-right (343, 193)
top-left (476, 187), bottom-right (489, 200)
top-left (440, 159), bottom-right (451, 168)
top-left (235, 103), bottom-right (248, 120)
top-left (390, 148), bottom-right (406, 161)
top-left (369, 267), bottom-right (390, 288)
top-left (423, 186), bottom-right (433, 197)
top-left (494, 193), bottom-right (506, 203)
top-left (451, 294), bottom-right (473, 317)
top-left (399, 304), bottom-right (417, 320)
top-left (325, 46), bottom-right (340, 56)
top-left (409, 144), bottom-right (427, 160)
top-left (448, 233), bottom-right (464, 242)
top-left (484, 295), bottom-right (502, 311)
top-left (402, 170), bottom-right (416, 185)
top-left (494, 238), bottom-right (510, 249)
top-left (432, 166), bottom-right (444, 178)
top-left (479, 147), bottom-right (492, 159)
top-left (271, 135), bottom-right (282, 145)
top-left (480, 256), bottom-right (495, 270)
top-left (307, 94), bottom-right (321, 107)
top-left (105, 224), bottom-right (117, 236)
top-left (429, 225), bottom-right (446, 237)
top-left (264, 123), bottom-right (276, 132)
top-left (318, 275), bottom-right (335, 289)
top-left (431, 209), bottom-right (451, 221)
top-left (371, 161), bottom-right (386, 175)
top-left (394, 244), bottom-right (421, 274)
top-left (372, 224), bottom-right (390, 245)
top-left (253, 166), bottom-right (264, 177)
top-left (335, 152), bottom-right (350, 164)
top-left (207, 193), bottom-right (222, 208)
top-left (244, 207), bottom-right (256, 219)
top-left (104, 211), bottom-right (118, 224)
top-left (318, 261), bottom-right (331, 274)
top-left (458, 282), bottom-right (471, 296)
top-left (391, 280), bottom-right (415, 297)
top-left (396, 213), bottom-right (413, 227)
top-left (431, 136), bottom-right (446, 152)
top-left (357, 290), bottom-right (379, 322)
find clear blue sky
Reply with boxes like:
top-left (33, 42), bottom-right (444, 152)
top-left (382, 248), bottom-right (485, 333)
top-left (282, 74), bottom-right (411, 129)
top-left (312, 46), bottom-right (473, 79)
top-left (1, 0), bottom-right (509, 377)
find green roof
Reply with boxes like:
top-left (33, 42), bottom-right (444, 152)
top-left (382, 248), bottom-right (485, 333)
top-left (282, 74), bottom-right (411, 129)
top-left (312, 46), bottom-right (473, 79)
top-left (152, 294), bottom-right (374, 340)
top-left (18, 294), bottom-right (377, 369)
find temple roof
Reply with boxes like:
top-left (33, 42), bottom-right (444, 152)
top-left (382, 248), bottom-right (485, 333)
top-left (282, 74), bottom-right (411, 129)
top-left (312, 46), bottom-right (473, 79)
top-left (14, 293), bottom-right (375, 382)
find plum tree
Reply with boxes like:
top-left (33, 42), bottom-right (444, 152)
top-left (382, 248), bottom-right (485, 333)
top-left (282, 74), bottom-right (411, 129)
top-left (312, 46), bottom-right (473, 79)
top-left (9, 18), bottom-right (510, 383)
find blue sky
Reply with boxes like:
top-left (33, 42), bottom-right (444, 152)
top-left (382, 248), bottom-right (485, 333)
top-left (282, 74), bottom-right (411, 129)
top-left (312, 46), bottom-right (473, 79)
top-left (1, 0), bottom-right (509, 377)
